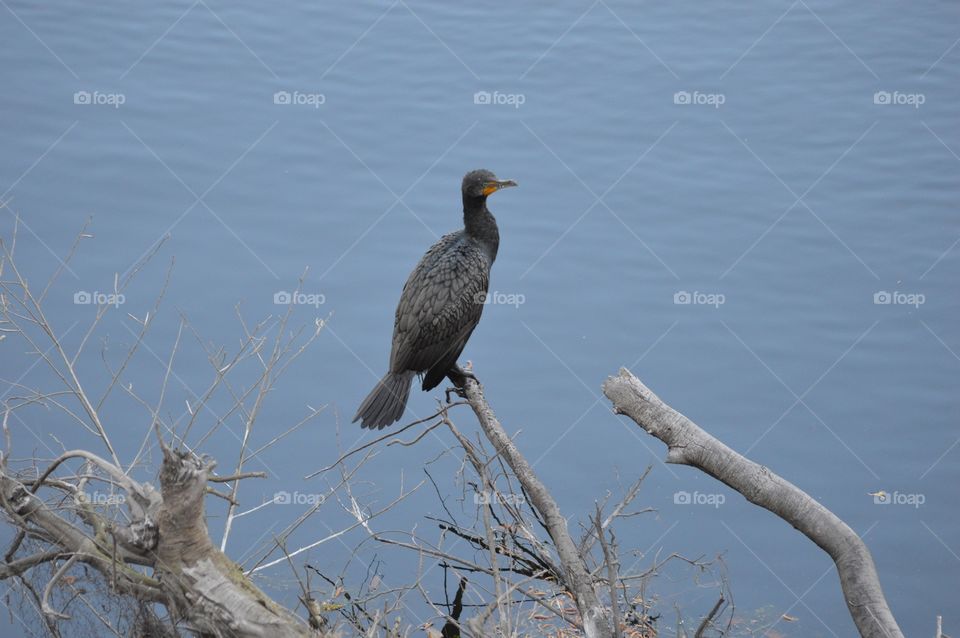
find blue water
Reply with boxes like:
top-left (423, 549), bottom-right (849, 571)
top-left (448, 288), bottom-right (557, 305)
top-left (2, 2), bottom-right (957, 635)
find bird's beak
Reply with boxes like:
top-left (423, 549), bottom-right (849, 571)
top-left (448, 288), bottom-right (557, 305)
top-left (481, 179), bottom-right (518, 196)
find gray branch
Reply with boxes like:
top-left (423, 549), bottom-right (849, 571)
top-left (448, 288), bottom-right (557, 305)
top-left (463, 378), bottom-right (614, 638)
top-left (602, 367), bottom-right (903, 638)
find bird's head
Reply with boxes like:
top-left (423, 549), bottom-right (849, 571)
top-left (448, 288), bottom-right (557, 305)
top-left (461, 169), bottom-right (518, 200)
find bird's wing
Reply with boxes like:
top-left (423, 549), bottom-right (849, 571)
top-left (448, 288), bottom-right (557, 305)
top-left (390, 233), bottom-right (489, 372)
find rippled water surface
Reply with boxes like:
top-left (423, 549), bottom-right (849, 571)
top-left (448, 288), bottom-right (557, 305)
top-left (2, 2), bottom-right (958, 635)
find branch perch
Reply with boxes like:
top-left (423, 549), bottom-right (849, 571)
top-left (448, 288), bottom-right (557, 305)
top-left (461, 377), bottom-right (613, 638)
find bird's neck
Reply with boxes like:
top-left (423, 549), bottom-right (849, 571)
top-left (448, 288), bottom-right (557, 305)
top-left (463, 196), bottom-right (499, 260)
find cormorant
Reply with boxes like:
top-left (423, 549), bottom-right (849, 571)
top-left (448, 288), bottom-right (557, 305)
top-left (352, 169), bottom-right (517, 429)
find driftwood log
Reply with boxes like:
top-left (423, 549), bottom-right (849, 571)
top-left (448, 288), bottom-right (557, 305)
top-left (602, 367), bottom-right (903, 638)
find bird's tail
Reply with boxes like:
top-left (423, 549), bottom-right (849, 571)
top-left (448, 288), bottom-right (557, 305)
top-left (352, 371), bottom-right (415, 429)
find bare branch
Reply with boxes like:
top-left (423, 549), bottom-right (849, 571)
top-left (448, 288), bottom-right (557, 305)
top-left (461, 377), bottom-right (613, 638)
top-left (603, 367), bottom-right (904, 638)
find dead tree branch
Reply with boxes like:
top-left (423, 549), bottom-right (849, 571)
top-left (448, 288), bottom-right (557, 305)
top-left (461, 377), bottom-right (614, 638)
top-left (602, 367), bottom-right (904, 638)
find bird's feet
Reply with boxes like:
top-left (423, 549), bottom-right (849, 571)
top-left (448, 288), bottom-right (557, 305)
top-left (445, 362), bottom-right (476, 391)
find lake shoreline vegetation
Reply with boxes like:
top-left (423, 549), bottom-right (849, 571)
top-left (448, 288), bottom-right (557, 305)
top-left (0, 222), bottom-right (915, 637)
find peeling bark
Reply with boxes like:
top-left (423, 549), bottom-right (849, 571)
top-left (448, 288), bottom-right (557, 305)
top-left (153, 448), bottom-right (313, 637)
top-left (602, 367), bottom-right (903, 638)
top-left (0, 447), bottom-right (319, 637)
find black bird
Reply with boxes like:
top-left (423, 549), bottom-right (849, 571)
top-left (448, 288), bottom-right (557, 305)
top-left (353, 169), bottom-right (517, 429)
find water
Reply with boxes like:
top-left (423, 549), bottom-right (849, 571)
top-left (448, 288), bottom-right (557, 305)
top-left (1, 2), bottom-right (957, 635)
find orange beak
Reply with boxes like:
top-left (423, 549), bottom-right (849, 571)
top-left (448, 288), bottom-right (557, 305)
top-left (481, 179), bottom-right (518, 196)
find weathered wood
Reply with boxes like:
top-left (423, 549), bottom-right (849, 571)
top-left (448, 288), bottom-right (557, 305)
top-left (602, 367), bottom-right (903, 638)
top-left (1, 447), bottom-right (319, 637)
top-left (154, 448), bottom-right (313, 637)
top-left (463, 378), bottom-right (613, 638)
